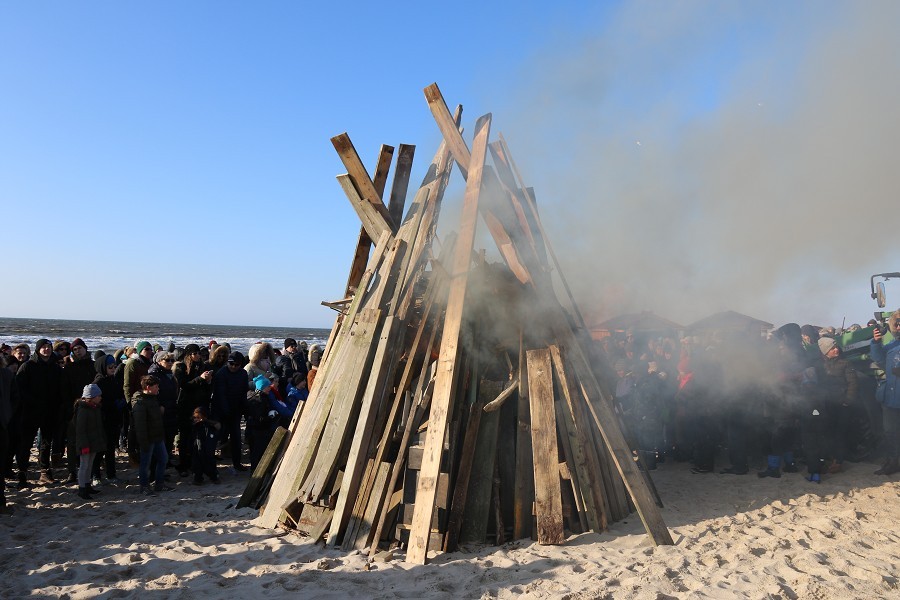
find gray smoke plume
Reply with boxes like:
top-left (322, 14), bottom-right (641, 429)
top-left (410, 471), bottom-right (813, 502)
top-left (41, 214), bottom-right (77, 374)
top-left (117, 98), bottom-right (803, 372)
top-left (493, 1), bottom-right (900, 330)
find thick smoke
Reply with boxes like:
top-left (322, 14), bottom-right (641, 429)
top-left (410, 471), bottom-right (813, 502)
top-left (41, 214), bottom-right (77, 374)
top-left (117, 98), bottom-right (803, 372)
top-left (498, 2), bottom-right (900, 329)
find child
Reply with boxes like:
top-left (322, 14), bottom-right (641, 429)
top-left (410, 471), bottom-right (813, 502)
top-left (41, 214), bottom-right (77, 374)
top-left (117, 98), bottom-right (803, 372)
top-left (286, 373), bottom-right (309, 408)
top-left (191, 406), bottom-right (220, 485)
top-left (247, 375), bottom-right (295, 470)
top-left (75, 384), bottom-right (106, 500)
top-left (132, 375), bottom-right (170, 496)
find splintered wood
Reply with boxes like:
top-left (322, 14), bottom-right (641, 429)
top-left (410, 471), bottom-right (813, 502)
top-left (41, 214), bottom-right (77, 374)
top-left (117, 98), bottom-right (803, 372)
top-left (254, 82), bottom-right (673, 564)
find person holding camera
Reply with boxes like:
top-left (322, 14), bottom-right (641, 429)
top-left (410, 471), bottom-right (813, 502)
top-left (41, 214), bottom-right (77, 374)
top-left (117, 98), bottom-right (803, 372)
top-left (870, 309), bottom-right (900, 475)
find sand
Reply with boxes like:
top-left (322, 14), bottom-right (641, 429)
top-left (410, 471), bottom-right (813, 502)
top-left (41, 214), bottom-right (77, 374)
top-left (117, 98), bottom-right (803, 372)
top-left (3, 455), bottom-right (900, 599)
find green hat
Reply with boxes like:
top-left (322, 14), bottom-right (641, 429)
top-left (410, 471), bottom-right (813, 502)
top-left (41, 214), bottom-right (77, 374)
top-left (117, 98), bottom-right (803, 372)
top-left (135, 341), bottom-right (152, 354)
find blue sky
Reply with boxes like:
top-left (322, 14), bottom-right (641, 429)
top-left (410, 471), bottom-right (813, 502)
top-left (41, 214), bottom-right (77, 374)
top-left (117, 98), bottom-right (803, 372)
top-left (2, 2), bottom-right (898, 329)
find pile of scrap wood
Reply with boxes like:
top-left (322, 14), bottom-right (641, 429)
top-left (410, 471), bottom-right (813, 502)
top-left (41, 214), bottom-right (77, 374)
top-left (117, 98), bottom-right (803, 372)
top-left (250, 83), bottom-right (672, 563)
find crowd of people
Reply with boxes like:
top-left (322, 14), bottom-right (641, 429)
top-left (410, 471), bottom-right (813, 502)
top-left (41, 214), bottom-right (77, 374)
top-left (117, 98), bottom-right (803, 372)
top-left (600, 311), bottom-right (900, 483)
top-left (0, 337), bottom-right (324, 511)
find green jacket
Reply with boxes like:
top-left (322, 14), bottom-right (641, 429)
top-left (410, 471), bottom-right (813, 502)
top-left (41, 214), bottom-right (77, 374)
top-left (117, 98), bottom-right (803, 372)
top-left (131, 391), bottom-right (165, 448)
top-left (74, 400), bottom-right (107, 454)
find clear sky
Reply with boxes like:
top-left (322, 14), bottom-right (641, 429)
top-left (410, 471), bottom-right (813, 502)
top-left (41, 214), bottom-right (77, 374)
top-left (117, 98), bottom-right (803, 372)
top-left (2, 2), bottom-right (898, 330)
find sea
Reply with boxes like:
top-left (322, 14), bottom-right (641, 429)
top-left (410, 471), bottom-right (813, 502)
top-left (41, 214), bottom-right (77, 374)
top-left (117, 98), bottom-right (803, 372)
top-left (0, 317), bottom-right (331, 356)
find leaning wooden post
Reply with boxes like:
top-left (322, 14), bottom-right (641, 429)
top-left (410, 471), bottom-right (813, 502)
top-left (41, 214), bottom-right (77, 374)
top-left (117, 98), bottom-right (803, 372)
top-left (406, 112), bottom-right (492, 565)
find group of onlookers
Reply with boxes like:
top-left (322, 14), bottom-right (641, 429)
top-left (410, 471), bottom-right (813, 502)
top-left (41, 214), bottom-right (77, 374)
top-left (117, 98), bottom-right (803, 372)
top-left (601, 310), bottom-right (900, 484)
top-left (0, 336), bottom-right (323, 510)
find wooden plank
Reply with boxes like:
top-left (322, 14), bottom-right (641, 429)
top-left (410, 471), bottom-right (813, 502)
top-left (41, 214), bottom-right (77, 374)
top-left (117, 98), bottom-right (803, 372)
top-left (406, 112), bottom-right (493, 565)
top-left (372, 144), bottom-right (395, 201)
top-left (424, 83), bottom-right (471, 180)
top-left (326, 315), bottom-right (403, 545)
top-left (526, 348), bottom-right (564, 545)
top-left (513, 332), bottom-right (534, 540)
top-left (388, 144), bottom-right (415, 227)
top-left (331, 133), bottom-right (395, 231)
top-left (550, 346), bottom-right (607, 532)
top-left (336, 173), bottom-right (393, 243)
top-left (237, 426), bottom-right (288, 509)
top-left (460, 379), bottom-right (503, 544)
top-left (443, 369), bottom-right (484, 552)
top-left (308, 509), bottom-right (335, 544)
top-left (554, 394), bottom-right (589, 533)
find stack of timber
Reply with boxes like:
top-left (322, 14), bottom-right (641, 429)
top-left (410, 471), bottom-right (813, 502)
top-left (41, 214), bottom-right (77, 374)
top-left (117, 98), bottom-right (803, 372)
top-left (254, 83), bottom-right (673, 563)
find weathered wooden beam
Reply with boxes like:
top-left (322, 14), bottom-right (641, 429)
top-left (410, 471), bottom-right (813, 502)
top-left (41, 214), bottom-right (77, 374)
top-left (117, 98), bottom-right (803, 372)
top-left (406, 112), bottom-right (492, 565)
top-left (237, 426), bottom-right (289, 509)
top-left (336, 174), bottom-right (393, 244)
top-left (460, 379), bottom-right (503, 544)
top-left (331, 133), bottom-right (396, 231)
top-left (388, 144), bottom-right (415, 227)
top-left (526, 348), bottom-right (564, 545)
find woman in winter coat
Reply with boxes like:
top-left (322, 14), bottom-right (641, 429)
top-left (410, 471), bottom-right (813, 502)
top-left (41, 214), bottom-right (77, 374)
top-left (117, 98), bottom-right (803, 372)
top-left (173, 344), bottom-right (213, 476)
top-left (245, 342), bottom-right (277, 383)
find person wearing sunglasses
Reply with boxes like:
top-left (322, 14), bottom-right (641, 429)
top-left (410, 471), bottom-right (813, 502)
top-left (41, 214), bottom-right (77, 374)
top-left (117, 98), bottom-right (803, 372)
top-left (147, 351), bottom-right (179, 486)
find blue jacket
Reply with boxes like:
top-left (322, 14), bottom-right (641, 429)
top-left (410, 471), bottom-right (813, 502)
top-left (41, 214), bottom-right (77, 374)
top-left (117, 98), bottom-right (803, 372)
top-left (870, 338), bottom-right (900, 408)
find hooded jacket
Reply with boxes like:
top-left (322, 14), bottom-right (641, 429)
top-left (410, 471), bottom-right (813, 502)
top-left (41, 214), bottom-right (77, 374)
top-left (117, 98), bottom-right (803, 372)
top-left (148, 363), bottom-right (178, 429)
top-left (131, 390), bottom-right (165, 448)
top-left (173, 358), bottom-right (212, 415)
top-left (93, 355), bottom-right (126, 416)
top-left (74, 398), bottom-right (106, 454)
top-left (61, 353), bottom-right (97, 407)
top-left (245, 342), bottom-right (277, 383)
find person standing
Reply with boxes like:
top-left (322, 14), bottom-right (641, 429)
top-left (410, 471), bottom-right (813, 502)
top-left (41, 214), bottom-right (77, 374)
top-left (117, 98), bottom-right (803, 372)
top-left (74, 384), bottom-right (105, 500)
top-left (818, 336), bottom-right (858, 474)
top-left (15, 339), bottom-right (62, 486)
top-left (92, 354), bottom-right (125, 483)
top-left (131, 375), bottom-right (170, 495)
top-left (61, 338), bottom-right (96, 484)
top-left (0, 355), bottom-right (20, 513)
top-left (148, 351), bottom-right (178, 481)
top-left (870, 311), bottom-right (900, 475)
top-left (173, 344), bottom-right (213, 477)
top-left (212, 352), bottom-right (249, 471)
top-left (123, 341), bottom-right (154, 405)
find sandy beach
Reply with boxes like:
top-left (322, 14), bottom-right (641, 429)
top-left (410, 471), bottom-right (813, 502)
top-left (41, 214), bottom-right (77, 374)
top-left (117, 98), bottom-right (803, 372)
top-left (3, 452), bottom-right (900, 599)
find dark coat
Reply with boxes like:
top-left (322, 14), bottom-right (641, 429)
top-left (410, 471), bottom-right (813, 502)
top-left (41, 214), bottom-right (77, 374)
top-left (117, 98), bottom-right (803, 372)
top-left (93, 356), bottom-right (126, 418)
top-left (0, 368), bottom-right (19, 428)
top-left (131, 391), bottom-right (165, 448)
top-left (61, 356), bottom-right (96, 406)
top-left (173, 360), bottom-right (211, 415)
top-left (123, 355), bottom-right (152, 405)
top-left (148, 364), bottom-right (178, 430)
top-left (212, 365), bottom-right (249, 420)
top-left (74, 400), bottom-right (106, 454)
top-left (15, 354), bottom-right (62, 418)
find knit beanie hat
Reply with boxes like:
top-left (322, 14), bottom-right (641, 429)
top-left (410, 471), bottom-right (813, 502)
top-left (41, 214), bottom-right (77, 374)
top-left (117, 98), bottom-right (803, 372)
top-left (184, 343), bottom-right (201, 355)
top-left (135, 341), bottom-right (151, 354)
top-left (82, 383), bottom-right (102, 399)
top-left (284, 338), bottom-right (297, 349)
top-left (35, 338), bottom-right (52, 353)
top-left (254, 374), bottom-right (272, 392)
top-left (818, 337), bottom-right (838, 355)
top-left (104, 354), bottom-right (116, 367)
top-left (71, 337), bottom-right (87, 350)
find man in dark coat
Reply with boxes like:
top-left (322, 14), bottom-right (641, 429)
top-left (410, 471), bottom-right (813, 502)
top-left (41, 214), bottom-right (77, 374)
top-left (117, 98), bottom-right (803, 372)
top-left (148, 351), bottom-right (178, 478)
top-left (212, 351), bottom-right (249, 471)
top-left (274, 338), bottom-right (308, 399)
top-left (61, 338), bottom-right (96, 483)
top-left (15, 339), bottom-right (62, 486)
top-left (0, 355), bottom-right (20, 512)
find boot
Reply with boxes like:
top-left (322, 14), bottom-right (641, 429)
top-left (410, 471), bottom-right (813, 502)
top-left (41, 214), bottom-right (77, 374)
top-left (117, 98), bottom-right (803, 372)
top-left (875, 458), bottom-right (900, 475)
top-left (782, 452), bottom-right (798, 473)
top-left (77, 486), bottom-right (93, 500)
top-left (757, 455), bottom-right (782, 478)
top-left (37, 470), bottom-right (55, 485)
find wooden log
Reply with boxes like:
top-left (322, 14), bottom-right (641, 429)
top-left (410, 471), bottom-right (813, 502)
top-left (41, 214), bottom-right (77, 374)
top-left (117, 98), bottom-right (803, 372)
top-left (526, 348), bottom-right (564, 545)
top-left (406, 112), bottom-right (492, 565)
top-left (553, 395), bottom-right (589, 532)
top-left (336, 174), bottom-right (393, 254)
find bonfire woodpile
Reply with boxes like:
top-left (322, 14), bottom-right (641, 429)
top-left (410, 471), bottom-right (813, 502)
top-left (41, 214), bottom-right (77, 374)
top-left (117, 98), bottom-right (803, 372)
top-left (246, 83), bottom-right (673, 563)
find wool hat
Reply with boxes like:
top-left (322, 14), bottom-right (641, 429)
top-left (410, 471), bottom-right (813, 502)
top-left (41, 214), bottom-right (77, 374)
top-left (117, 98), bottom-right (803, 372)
top-left (53, 340), bottom-right (70, 353)
top-left (82, 383), bottom-right (102, 399)
top-left (154, 351), bottom-right (172, 363)
top-left (71, 338), bottom-right (87, 350)
top-left (818, 337), bottom-right (838, 355)
top-left (104, 354), bottom-right (117, 367)
top-left (227, 351), bottom-right (244, 365)
top-left (35, 338), bottom-right (52, 353)
top-left (254, 374), bottom-right (272, 392)
top-left (284, 338), bottom-right (297, 349)
top-left (135, 341), bottom-right (152, 354)
top-left (184, 343), bottom-right (201, 355)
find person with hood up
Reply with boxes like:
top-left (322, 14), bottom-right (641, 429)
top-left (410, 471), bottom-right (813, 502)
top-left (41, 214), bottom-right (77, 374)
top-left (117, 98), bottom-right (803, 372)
top-left (74, 384), bottom-right (105, 500)
top-left (273, 338), bottom-right (308, 400)
top-left (245, 342), bottom-right (277, 384)
top-left (870, 310), bottom-right (900, 475)
top-left (92, 354), bottom-right (125, 483)
top-left (131, 375), bottom-right (171, 495)
top-left (246, 375), bottom-right (284, 470)
top-left (212, 351), bottom-right (249, 471)
top-left (61, 338), bottom-right (96, 484)
top-left (817, 336), bottom-right (858, 475)
top-left (173, 343), bottom-right (213, 477)
top-left (15, 338), bottom-right (62, 487)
